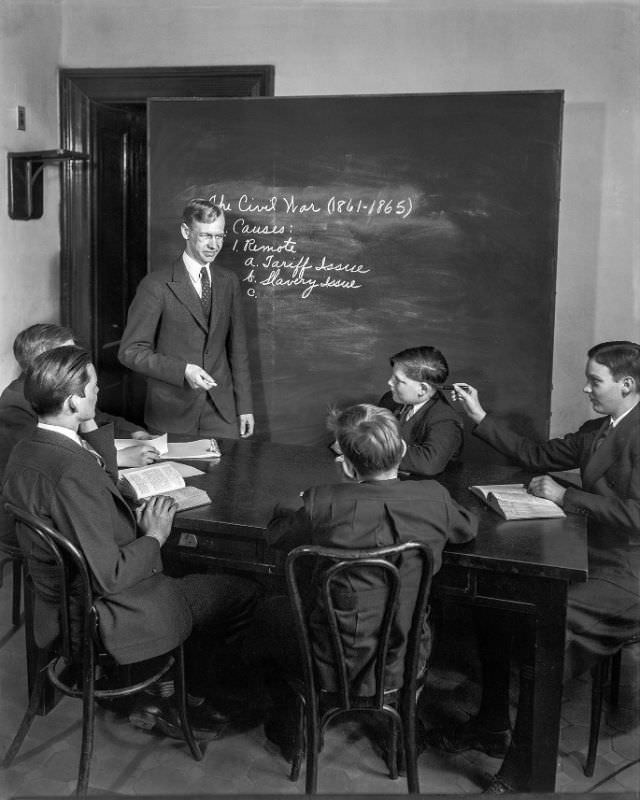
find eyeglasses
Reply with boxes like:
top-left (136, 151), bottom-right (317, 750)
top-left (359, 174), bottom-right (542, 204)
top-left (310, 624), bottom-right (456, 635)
top-left (196, 233), bottom-right (226, 243)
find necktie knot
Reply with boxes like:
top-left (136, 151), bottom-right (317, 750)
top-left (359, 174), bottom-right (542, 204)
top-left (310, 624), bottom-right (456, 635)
top-left (81, 439), bottom-right (105, 469)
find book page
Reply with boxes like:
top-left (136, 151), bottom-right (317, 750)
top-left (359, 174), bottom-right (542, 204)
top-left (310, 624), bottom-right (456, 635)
top-left (488, 488), bottom-right (565, 520)
top-left (164, 485), bottom-right (211, 511)
top-left (120, 462), bottom-right (185, 500)
top-left (469, 483), bottom-right (526, 500)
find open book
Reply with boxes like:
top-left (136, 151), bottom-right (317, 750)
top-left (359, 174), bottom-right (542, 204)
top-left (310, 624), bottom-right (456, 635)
top-left (119, 462), bottom-right (211, 511)
top-left (468, 483), bottom-right (566, 520)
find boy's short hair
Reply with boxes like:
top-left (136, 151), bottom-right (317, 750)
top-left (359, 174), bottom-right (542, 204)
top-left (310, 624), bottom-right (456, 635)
top-left (588, 341), bottom-right (640, 385)
top-left (13, 323), bottom-right (75, 373)
top-left (328, 403), bottom-right (404, 477)
top-left (24, 346), bottom-right (93, 417)
top-left (389, 345), bottom-right (449, 385)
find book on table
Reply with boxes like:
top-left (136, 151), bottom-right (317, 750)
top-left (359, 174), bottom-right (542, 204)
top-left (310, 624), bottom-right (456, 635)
top-left (119, 461), bottom-right (211, 511)
top-left (468, 483), bottom-right (566, 520)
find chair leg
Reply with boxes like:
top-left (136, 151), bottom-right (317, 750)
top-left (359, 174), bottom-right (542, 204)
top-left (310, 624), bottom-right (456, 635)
top-left (289, 695), bottom-right (305, 782)
top-left (403, 711), bottom-right (419, 794)
top-left (585, 658), bottom-right (607, 777)
top-left (387, 718), bottom-right (399, 780)
top-left (76, 665), bottom-right (96, 799)
top-left (610, 650), bottom-right (622, 708)
top-left (2, 659), bottom-right (48, 767)
top-left (12, 559), bottom-right (22, 627)
top-left (305, 708), bottom-right (319, 794)
top-left (173, 647), bottom-right (203, 761)
top-left (0, 555), bottom-right (9, 587)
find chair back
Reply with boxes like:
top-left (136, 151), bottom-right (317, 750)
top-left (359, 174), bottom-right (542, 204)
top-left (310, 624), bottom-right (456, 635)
top-left (4, 501), bottom-right (96, 665)
top-left (285, 541), bottom-right (434, 709)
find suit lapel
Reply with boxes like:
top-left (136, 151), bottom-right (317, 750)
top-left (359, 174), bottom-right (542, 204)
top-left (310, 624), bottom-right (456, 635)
top-left (33, 429), bottom-right (137, 525)
top-left (167, 258), bottom-right (209, 333)
top-left (582, 404), bottom-right (640, 487)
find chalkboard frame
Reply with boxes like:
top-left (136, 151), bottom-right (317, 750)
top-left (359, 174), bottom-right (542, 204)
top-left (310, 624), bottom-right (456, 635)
top-left (148, 91), bottom-right (563, 460)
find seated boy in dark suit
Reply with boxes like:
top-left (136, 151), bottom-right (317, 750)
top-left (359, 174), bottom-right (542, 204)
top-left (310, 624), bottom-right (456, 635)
top-left (3, 345), bottom-right (259, 738)
top-left (378, 345), bottom-right (464, 478)
top-left (0, 324), bottom-right (160, 552)
top-left (247, 403), bottom-right (478, 760)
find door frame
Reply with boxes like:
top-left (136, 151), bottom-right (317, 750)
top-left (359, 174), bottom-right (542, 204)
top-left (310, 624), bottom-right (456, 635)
top-left (59, 66), bottom-right (274, 359)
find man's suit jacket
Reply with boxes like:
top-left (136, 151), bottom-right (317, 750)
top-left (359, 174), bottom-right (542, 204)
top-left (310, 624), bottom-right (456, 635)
top-left (0, 376), bottom-right (142, 548)
top-left (2, 427), bottom-right (192, 664)
top-left (379, 390), bottom-right (464, 477)
top-left (118, 258), bottom-right (252, 435)
top-left (267, 478), bottom-right (478, 694)
top-left (475, 405), bottom-right (640, 593)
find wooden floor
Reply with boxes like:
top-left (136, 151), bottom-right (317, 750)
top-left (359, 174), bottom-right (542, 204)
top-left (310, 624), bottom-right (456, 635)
top-left (0, 573), bottom-right (638, 798)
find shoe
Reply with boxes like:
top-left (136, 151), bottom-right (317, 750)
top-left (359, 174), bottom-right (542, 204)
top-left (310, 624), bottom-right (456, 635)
top-left (129, 698), bottom-right (228, 741)
top-left (188, 699), bottom-right (231, 728)
top-left (425, 719), bottom-right (511, 759)
top-left (482, 774), bottom-right (521, 793)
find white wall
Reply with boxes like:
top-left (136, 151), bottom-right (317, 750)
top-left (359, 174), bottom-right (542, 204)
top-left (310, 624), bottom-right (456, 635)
top-left (1, 0), bottom-right (638, 434)
top-left (0, 0), bottom-right (63, 383)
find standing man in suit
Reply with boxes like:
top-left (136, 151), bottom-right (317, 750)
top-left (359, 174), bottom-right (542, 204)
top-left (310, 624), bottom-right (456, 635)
top-left (118, 199), bottom-right (254, 439)
top-left (428, 340), bottom-right (640, 792)
top-left (378, 345), bottom-right (463, 477)
top-left (3, 345), bottom-right (259, 738)
top-left (247, 403), bottom-right (478, 761)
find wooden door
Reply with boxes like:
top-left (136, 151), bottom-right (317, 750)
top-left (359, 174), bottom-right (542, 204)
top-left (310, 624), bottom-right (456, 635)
top-left (93, 102), bottom-right (147, 423)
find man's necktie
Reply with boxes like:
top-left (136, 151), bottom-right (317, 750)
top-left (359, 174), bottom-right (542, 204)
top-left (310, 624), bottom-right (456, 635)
top-left (593, 420), bottom-right (613, 452)
top-left (200, 267), bottom-right (212, 318)
top-left (81, 440), bottom-right (105, 469)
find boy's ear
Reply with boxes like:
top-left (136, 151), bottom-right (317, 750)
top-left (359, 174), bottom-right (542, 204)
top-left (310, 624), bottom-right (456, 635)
top-left (341, 457), bottom-right (357, 481)
top-left (400, 439), bottom-right (408, 459)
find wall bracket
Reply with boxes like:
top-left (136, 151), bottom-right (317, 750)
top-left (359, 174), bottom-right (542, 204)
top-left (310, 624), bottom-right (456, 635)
top-left (8, 149), bottom-right (90, 220)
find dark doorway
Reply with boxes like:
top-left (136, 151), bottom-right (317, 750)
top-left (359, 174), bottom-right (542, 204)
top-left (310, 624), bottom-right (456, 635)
top-left (59, 67), bottom-right (274, 423)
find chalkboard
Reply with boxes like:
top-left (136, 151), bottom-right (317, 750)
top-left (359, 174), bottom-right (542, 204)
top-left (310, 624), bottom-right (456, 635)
top-left (148, 92), bottom-right (563, 456)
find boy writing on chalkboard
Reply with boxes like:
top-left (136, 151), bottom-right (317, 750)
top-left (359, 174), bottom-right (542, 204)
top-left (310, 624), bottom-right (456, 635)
top-left (245, 403), bottom-right (478, 761)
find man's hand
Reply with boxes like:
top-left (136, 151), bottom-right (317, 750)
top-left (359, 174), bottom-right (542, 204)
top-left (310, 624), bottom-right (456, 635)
top-left (527, 475), bottom-right (566, 507)
top-left (451, 383), bottom-right (487, 425)
top-left (130, 429), bottom-right (155, 440)
top-left (185, 363), bottom-right (217, 391)
top-left (239, 413), bottom-right (255, 438)
top-left (137, 494), bottom-right (177, 547)
top-left (117, 443), bottom-right (160, 468)
top-left (79, 419), bottom-right (98, 433)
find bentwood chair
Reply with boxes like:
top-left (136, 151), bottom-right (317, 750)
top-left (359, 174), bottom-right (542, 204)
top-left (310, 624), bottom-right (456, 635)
top-left (584, 634), bottom-right (640, 777)
top-left (2, 502), bottom-right (203, 799)
top-left (0, 537), bottom-right (23, 627)
top-left (285, 541), bottom-right (434, 794)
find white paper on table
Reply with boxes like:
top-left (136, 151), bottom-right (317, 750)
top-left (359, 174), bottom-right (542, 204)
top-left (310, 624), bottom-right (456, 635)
top-left (114, 433), bottom-right (168, 454)
top-left (159, 439), bottom-right (221, 460)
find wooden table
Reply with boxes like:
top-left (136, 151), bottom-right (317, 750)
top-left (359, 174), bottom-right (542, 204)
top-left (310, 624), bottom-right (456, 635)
top-left (165, 438), bottom-right (588, 792)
